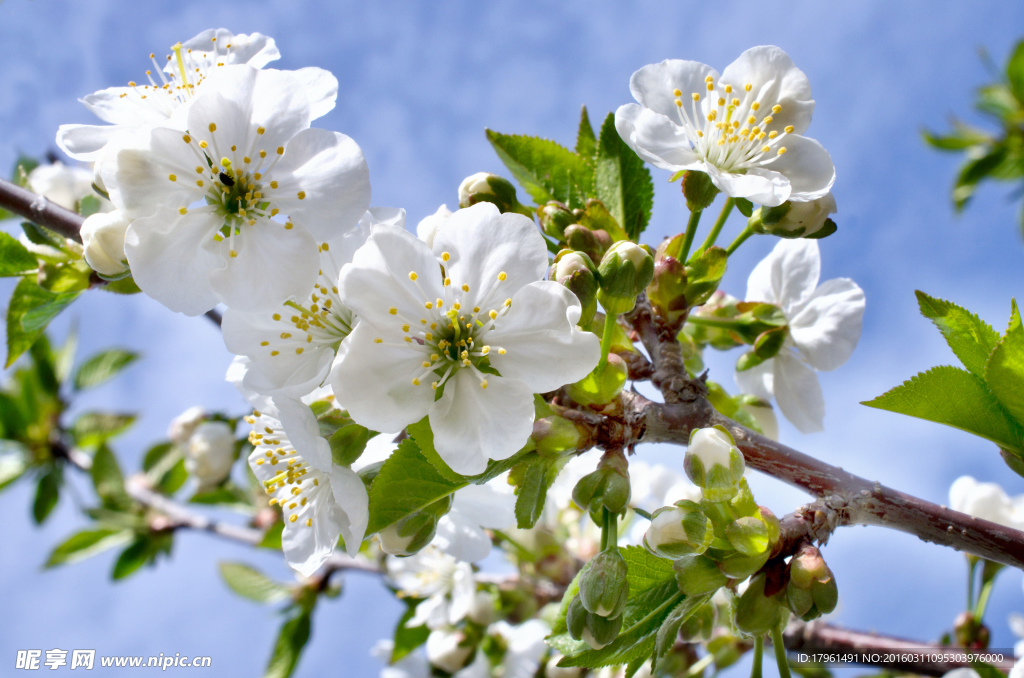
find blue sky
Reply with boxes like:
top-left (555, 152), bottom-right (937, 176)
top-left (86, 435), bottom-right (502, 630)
top-left (2, 0), bottom-right (1024, 675)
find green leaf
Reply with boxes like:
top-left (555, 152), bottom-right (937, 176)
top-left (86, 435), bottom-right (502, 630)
top-left (922, 123), bottom-right (992, 151)
top-left (620, 545), bottom-right (676, 593)
top-left (32, 466), bottom-right (62, 524)
top-left (576, 106), bottom-right (598, 160)
top-left (986, 300), bottom-right (1024, 426)
top-left (511, 454), bottom-right (558, 529)
top-left (101, 276), bottom-right (142, 295)
top-left (734, 198), bottom-right (753, 217)
top-left (953, 143), bottom-right (1009, 210)
top-left (406, 418), bottom-right (464, 483)
top-left (972, 661), bottom-right (1009, 678)
top-left (73, 348), bottom-right (140, 390)
top-left (391, 604), bottom-right (430, 664)
top-left (862, 365), bottom-right (1024, 453)
top-left (112, 537), bottom-right (151, 580)
top-left (264, 612), bottom-right (311, 678)
top-left (485, 129), bottom-right (592, 208)
top-left (158, 458), bottom-right (188, 495)
top-left (191, 483), bottom-right (252, 508)
top-left (653, 594), bottom-right (711, 668)
top-left (78, 194), bottom-right (102, 217)
top-left (0, 232), bottom-right (37, 277)
top-left (684, 247), bottom-right (728, 307)
top-left (91, 444), bottom-right (133, 510)
top-left (0, 448), bottom-right (28, 491)
top-left (6, 277), bottom-right (57, 367)
top-left (21, 221), bottom-right (65, 250)
top-left (12, 155), bottom-right (39, 186)
top-left (366, 438), bottom-right (462, 535)
top-left (328, 424), bottom-right (370, 466)
top-left (54, 324), bottom-right (78, 383)
top-left (219, 561), bottom-right (291, 604)
top-left (143, 442), bottom-right (175, 472)
top-left (21, 291), bottom-right (80, 333)
top-left (916, 291), bottom-right (1000, 377)
top-left (259, 521), bottom-right (284, 549)
top-left (38, 261), bottom-right (91, 293)
top-left (46, 528), bottom-right (132, 567)
top-left (1005, 39), bottom-right (1024, 105)
top-left (594, 113), bottom-right (654, 240)
top-left (72, 412), bottom-right (136, 448)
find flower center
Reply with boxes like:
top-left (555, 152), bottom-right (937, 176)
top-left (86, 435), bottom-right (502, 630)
top-left (375, 256), bottom-right (514, 392)
top-left (120, 38), bottom-right (236, 116)
top-left (248, 411), bottom-right (322, 529)
top-left (669, 76), bottom-right (795, 173)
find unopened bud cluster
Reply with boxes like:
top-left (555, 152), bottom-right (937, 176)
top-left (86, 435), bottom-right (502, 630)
top-left (458, 172), bottom-right (532, 217)
top-left (572, 449), bottom-right (631, 517)
top-left (748, 193), bottom-right (837, 240)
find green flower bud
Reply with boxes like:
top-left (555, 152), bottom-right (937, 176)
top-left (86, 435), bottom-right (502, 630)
top-left (749, 193), bottom-right (837, 240)
top-left (714, 548), bottom-right (771, 580)
top-left (679, 601), bottom-right (716, 641)
top-left (571, 449), bottom-right (631, 514)
top-left (575, 199), bottom-right (629, 243)
top-left (583, 610), bottom-right (623, 649)
top-left (378, 494), bottom-right (454, 556)
top-left (673, 554), bottom-right (728, 596)
top-left (643, 500), bottom-right (714, 559)
top-left (647, 251), bottom-right (688, 324)
top-left (458, 172), bottom-right (531, 216)
top-left (564, 224), bottom-right (610, 264)
top-left (532, 414), bottom-right (583, 458)
top-left (685, 426), bottom-right (745, 502)
top-left (539, 201), bottom-right (577, 240)
top-left (734, 572), bottom-right (785, 637)
top-left (566, 595), bottom-right (588, 640)
top-left (727, 477), bottom-right (759, 518)
top-left (597, 241), bottom-right (655, 316)
top-left (579, 549), bottom-right (629, 618)
top-left (725, 516), bottom-right (770, 557)
top-left (569, 352), bottom-right (628, 406)
top-left (681, 170), bottom-right (720, 212)
top-left (552, 250), bottom-right (599, 328)
top-left (786, 544), bottom-right (837, 620)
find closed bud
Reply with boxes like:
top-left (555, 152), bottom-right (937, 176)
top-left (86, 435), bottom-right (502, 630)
top-left (725, 516), bottom-right (770, 557)
top-left (597, 241), bottom-right (655, 316)
top-left (426, 628), bottom-right (473, 674)
top-left (734, 572), bottom-right (785, 637)
top-left (679, 601), bottom-right (716, 641)
top-left (647, 252), bottom-right (688, 324)
top-left (378, 494), bottom-right (454, 556)
top-left (552, 250), bottom-right (599, 327)
top-left (532, 414), bottom-right (583, 458)
top-left (583, 610), bottom-right (623, 649)
top-left (458, 172), bottom-right (530, 216)
top-left (81, 210), bottom-right (131, 279)
top-left (185, 421), bottom-right (235, 490)
top-left (681, 170), bottom-right (720, 212)
top-left (566, 595), bottom-right (588, 640)
top-left (539, 201), bottom-right (577, 240)
top-left (643, 500), bottom-right (714, 559)
top-left (685, 427), bottom-right (745, 502)
top-left (571, 449), bottom-right (631, 514)
top-left (579, 549), bottom-right (629, 618)
top-left (786, 544), bottom-right (837, 620)
top-left (674, 554), bottom-right (728, 596)
top-left (569, 352), bottom-right (628, 406)
top-left (714, 548), bottom-right (771, 580)
top-left (750, 193), bottom-right (837, 240)
top-left (564, 224), bottom-right (610, 263)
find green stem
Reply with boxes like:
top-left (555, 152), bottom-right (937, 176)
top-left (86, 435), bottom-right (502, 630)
top-left (685, 653), bottom-right (715, 678)
top-left (600, 507), bottom-right (610, 552)
top-left (694, 198), bottom-right (735, 259)
top-left (974, 576), bottom-right (997, 620)
top-left (751, 635), bottom-right (764, 678)
top-left (771, 625), bottom-right (792, 678)
top-left (966, 556), bottom-right (978, 611)
top-left (596, 312), bottom-right (618, 370)
top-left (725, 225), bottom-right (756, 256)
top-left (606, 507), bottom-right (618, 551)
top-left (685, 315), bottom-right (745, 330)
top-left (679, 209), bottom-right (702, 263)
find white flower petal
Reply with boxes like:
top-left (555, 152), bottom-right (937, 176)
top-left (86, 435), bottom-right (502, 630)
top-left (80, 86), bottom-right (169, 126)
top-left (486, 281), bottom-right (600, 393)
top-left (720, 46), bottom-right (814, 135)
top-left (181, 29), bottom-right (280, 69)
top-left (433, 514), bottom-right (493, 563)
top-left (271, 128), bottom-right (371, 240)
top-left (789, 277), bottom-right (865, 372)
top-left (327, 464), bottom-right (369, 557)
top-left (429, 370), bottom-right (535, 475)
top-left (431, 203), bottom-right (548, 308)
top-left (272, 396), bottom-right (333, 471)
top-left (417, 204), bottom-right (451, 248)
top-left (105, 126), bottom-right (199, 219)
top-left (768, 135), bottom-right (835, 202)
top-left (629, 59), bottom-right (720, 120)
top-left (287, 67), bottom-right (339, 120)
top-left (615, 104), bottom-right (702, 172)
top-left (56, 124), bottom-right (129, 161)
top-left (745, 239), bottom-right (821, 316)
top-left (208, 218), bottom-right (319, 312)
top-left (330, 322), bottom-right (436, 433)
top-left (281, 489), bottom-right (343, 577)
top-left (773, 350), bottom-right (825, 433)
top-left (124, 205), bottom-right (221, 316)
top-left (704, 162), bottom-right (790, 206)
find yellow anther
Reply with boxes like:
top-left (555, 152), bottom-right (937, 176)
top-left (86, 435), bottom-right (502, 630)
top-left (772, 104), bottom-right (782, 113)
top-left (183, 134), bottom-right (192, 143)
top-left (697, 131), bottom-right (704, 137)
top-left (784, 125), bottom-right (795, 134)
top-left (452, 303), bottom-right (461, 311)
top-left (705, 75), bottom-right (713, 83)
top-left (297, 191), bottom-right (306, 200)
top-left (763, 116), bottom-right (773, 124)
top-left (259, 150), bottom-right (266, 158)
top-left (209, 122), bottom-right (217, 132)
top-left (168, 174), bottom-right (177, 181)
top-left (260, 341), bottom-right (269, 346)
top-left (752, 102), bottom-right (761, 111)
top-left (402, 324), bottom-right (410, 332)
top-left (404, 336), bottom-right (413, 343)
top-left (425, 302), bottom-right (433, 309)
top-left (463, 284), bottom-right (470, 292)
top-left (441, 251), bottom-right (450, 261)
top-left (748, 116), bottom-right (756, 124)
top-left (281, 332), bottom-right (292, 339)
top-left (498, 348), bottom-right (506, 355)
top-left (504, 298), bottom-right (512, 306)
top-left (731, 98), bottom-right (739, 106)
top-left (276, 146), bottom-right (285, 155)
top-left (220, 157), bottom-right (231, 168)
top-left (706, 82), bottom-right (713, 91)
top-left (254, 172), bottom-right (262, 180)
top-left (431, 353), bottom-right (439, 361)
top-left (231, 145), bottom-right (237, 152)
top-left (284, 222), bottom-right (292, 229)
top-left (718, 97), bottom-right (725, 106)
top-left (389, 307), bottom-right (398, 315)
top-left (409, 271), bottom-right (418, 281)
top-left (270, 350), bottom-right (279, 356)
top-left (498, 271), bottom-right (507, 281)
top-left (761, 145), bottom-right (771, 153)
top-left (777, 147), bottom-right (787, 155)
top-left (243, 156), bottom-right (251, 164)
top-left (725, 85), bottom-right (733, 93)
top-left (769, 131), bottom-right (778, 139)
top-left (229, 250), bottom-right (238, 258)
top-left (374, 338), bottom-right (383, 344)
top-left (199, 141), bottom-right (208, 149)
top-left (480, 380), bottom-right (488, 389)
top-left (179, 207), bottom-right (188, 215)
top-left (270, 181), bottom-right (278, 189)
top-left (744, 83), bottom-right (752, 92)
top-left (444, 277), bottom-right (451, 286)
top-left (425, 333), bottom-right (433, 341)
top-left (673, 88), bottom-right (682, 96)
top-left (436, 298), bottom-right (443, 307)
top-left (196, 180), bottom-right (204, 187)
top-left (321, 242), bottom-right (329, 251)
top-left (481, 346), bottom-right (490, 355)
top-left (692, 92), bottom-right (700, 101)
top-left (422, 361), bottom-right (431, 368)
top-left (289, 514), bottom-right (297, 523)
top-left (412, 378), bottom-right (421, 385)
top-left (257, 126), bottom-right (265, 135)
top-left (271, 209), bottom-right (280, 217)
top-left (305, 519), bottom-right (312, 527)
top-left (489, 310), bottom-right (498, 319)
top-left (295, 347), bottom-right (304, 354)
top-left (675, 99), bottom-right (682, 107)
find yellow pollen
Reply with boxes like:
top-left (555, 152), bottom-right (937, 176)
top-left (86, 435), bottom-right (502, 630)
top-left (229, 250), bottom-right (238, 258)
top-left (431, 353), bottom-right (439, 360)
top-left (431, 382), bottom-right (439, 390)
top-left (777, 147), bottom-right (787, 155)
top-left (270, 181), bottom-right (278, 189)
top-left (761, 145), bottom-right (771, 153)
top-left (168, 174), bottom-right (177, 181)
top-left (257, 127), bottom-right (265, 135)
top-left (254, 172), bottom-right (262, 180)
top-left (409, 271), bottom-right (418, 281)
top-left (402, 324), bottom-right (410, 332)
top-left (748, 116), bottom-right (756, 124)
top-left (772, 104), bottom-right (782, 113)
top-left (444, 277), bottom-right (451, 286)
top-left (725, 85), bottom-right (733, 93)
top-left (389, 307), bottom-right (398, 315)
top-left (412, 378), bottom-right (420, 385)
top-left (436, 298), bottom-right (443, 307)
top-left (498, 348), bottom-right (506, 355)
top-left (784, 125), bottom-right (795, 134)
top-left (199, 141), bottom-right (208, 149)
top-left (769, 131), bottom-right (778, 139)
top-left (281, 332), bottom-right (291, 339)
top-left (425, 302), bottom-right (433, 309)
top-left (732, 98), bottom-right (739, 106)
top-left (259, 150), bottom-right (266, 158)
top-left (209, 123), bottom-right (217, 132)
top-left (296, 348), bottom-right (304, 354)
top-left (220, 157), bottom-right (231, 168)
top-left (179, 207), bottom-right (188, 215)
top-left (675, 99), bottom-right (682, 107)
top-left (425, 333), bottom-right (433, 341)
top-left (271, 350), bottom-right (279, 356)
top-left (673, 88), bottom-right (682, 96)
top-left (441, 252), bottom-right (450, 261)
top-left (183, 134), bottom-right (191, 143)
top-left (404, 337), bottom-right (413, 343)
top-left (463, 284), bottom-right (470, 293)
top-left (277, 146), bottom-right (285, 155)
top-left (706, 83), bottom-right (712, 91)
top-left (231, 145), bottom-right (237, 152)
top-left (498, 271), bottom-right (507, 281)
top-left (374, 338), bottom-right (383, 344)
top-left (289, 514), bottom-right (297, 523)
top-left (480, 380), bottom-right (488, 389)
top-left (297, 191), bottom-right (306, 200)
top-left (705, 75), bottom-right (714, 83)
top-left (195, 166), bottom-right (203, 174)
top-left (284, 222), bottom-right (292, 229)
top-left (489, 310), bottom-right (497, 319)
top-left (306, 519), bottom-right (312, 527)
top-left (452, 303), bottom-right (461, 311)
top-left (261, 341), bottom-right (269, 346)
top-left (692, 92), bottom-right (700, 101)
top-left (718, 97), bottom-right (725, 106)
top-left (271, 209), bottom-right (280, 217)
top-left (243, 156), bottom-right (251, 164)
top-left (763, 116), bottom-right (773, 124)
top-left (321, 242), bottom-right (329, 251)
top-left (196, 180), bottom-right (204, 187)
top-left (422, 361), bottom-right (431, 368)
top-left (752, 102), bottom-right (761, 111)
top-left (744, 83), bottom-right (752, 92)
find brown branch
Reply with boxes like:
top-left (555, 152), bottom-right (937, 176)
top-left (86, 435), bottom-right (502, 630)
top-left (0, 177), bottom-right (85, 242)
top-left (618, 298), bottom-right (1024, 570)
top-left (782, 619), bottom-right (1015, 676)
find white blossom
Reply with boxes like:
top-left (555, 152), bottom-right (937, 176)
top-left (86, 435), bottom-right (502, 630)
top-left (386, 545), bottom-right (476, 630)
top-left (949, 476), bottom-right (1024, 530)
top-left (615, 46), bottom-right (833, 207)
top-left (104, 64), bottom-right (370, 315)
top-left (371, 641), bottom-right (430, 678)
top-left (416, 204), bottom-right (452, 249)
top-left (735, 239), bottom-right (864, 433)
top-left (330, 203), bottom-right (600, 475)
top-left (27, 161), bottom-right (111, 213)
top-left (56, 29), bottom-right (337, 162)
top-left (168, 405), bottom-right (206, 444)
top-left (426, 629), bottom-right (474, 674)
top-left (81, 210), bottom-right (132, 278)
top-left (223, 208), bottom-right (405, 397)
top-left (184, 421), bottom-right (235, 490)
top-left (247, 396), bottom-right (368, 577)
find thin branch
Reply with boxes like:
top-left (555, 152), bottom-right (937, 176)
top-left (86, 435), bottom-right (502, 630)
top-left (782, 619), bottom-right (1016, 676)
top-left (0, 177), bottom-right (85, 242)
top-left (619, 299), bottom-right (1024, 570)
